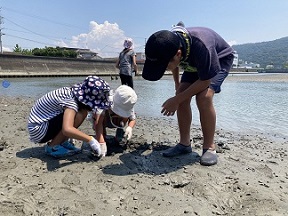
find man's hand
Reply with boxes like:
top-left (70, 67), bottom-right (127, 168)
top-left (161, 97), bottom-right (179, 116)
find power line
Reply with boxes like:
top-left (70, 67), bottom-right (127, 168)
top-left (5, 33), bottom-right (56, 47)
top-left (2, 6), bottom-right (85, 30)
top-left (4, 17), bottom-right (62, 42)
top-left (4, 27), bottom-right (72, 44)
top-left (0, 6), bottom-right (146, 56)
top-left (1, 7), bottom-right (82, 50)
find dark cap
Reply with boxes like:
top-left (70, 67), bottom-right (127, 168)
top-left (142, 30), bottom-right (180, 81)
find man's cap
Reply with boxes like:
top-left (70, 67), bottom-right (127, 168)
top-left (142, 30), bottom-right (180, 81)
top-left (111, 85), bottom-right (137, 118)
top-left (72, 75), bottom-right (112, 111)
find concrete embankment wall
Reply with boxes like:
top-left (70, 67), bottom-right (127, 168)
top-left (0, 53), bottom-right (259, 78)
top-left (0, 54), bottom-right (144, 78)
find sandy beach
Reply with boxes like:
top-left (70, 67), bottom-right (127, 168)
top-left (0, 96), bottom-right (288, 216)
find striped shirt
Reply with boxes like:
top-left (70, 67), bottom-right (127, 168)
top-left (27, 87), bottom-right (79, 143)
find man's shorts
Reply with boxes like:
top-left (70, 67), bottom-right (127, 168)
top-left (181, 53), bottom-right (234, 93)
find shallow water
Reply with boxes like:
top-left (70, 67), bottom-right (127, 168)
top-left (1, 74), bottom-right (287, 140)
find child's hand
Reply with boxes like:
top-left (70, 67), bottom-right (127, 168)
top-left (100, 142), bottom-right (107, 157)
top-left (161, 97), bottom-right (178, 116)
top-left (124, 126), bottom-right (133, 140)
top-left (88, 136), bottom-right (101, 156)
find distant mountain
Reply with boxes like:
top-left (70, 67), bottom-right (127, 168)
top-left (232, 36), bottom-right (288, 69)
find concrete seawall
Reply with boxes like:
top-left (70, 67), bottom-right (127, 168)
top-left (0, 54), bottom-right (144, 77)
top-left (0, 53), bottom-right (259, 78)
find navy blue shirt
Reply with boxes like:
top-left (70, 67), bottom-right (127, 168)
top-left (178, 27), bottom-right (234, 80)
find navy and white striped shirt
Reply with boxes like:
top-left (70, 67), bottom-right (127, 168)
top-left (28, 87), bottom-right (79, 143)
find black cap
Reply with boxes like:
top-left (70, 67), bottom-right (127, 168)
top-left (142, 30), bottom-right (180, 81)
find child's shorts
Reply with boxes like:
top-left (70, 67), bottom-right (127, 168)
top-left (40, 113), bottom-right (64, 143)
top-left (181, 53), bottom-right (234, 93)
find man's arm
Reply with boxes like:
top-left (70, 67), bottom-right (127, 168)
top-left (161, 79), bottom-right (210, 116)
top-left (172, 67), bottom-right (180, 91)
top-left (176, 79), bottom-right (210, 102)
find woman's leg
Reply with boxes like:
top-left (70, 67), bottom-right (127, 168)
top-left (120, 74), bottom-right (134, 89)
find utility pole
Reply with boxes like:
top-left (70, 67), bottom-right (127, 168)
top-left (0, 8), bottom-right (4, 53)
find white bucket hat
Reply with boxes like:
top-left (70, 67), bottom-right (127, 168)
top-left (123, 38), bottom-right (134, 49)
top-left (111, 85), bottom-right (137, 118)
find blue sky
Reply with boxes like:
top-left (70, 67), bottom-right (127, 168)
top-left (1, 0), bottom-right (288, 57)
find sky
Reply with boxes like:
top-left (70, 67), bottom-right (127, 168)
top-left (1, 0), bottom-right (288, 57)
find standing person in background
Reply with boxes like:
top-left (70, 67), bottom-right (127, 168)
top-left (27, 76), bottom-right (112, 158)
top-left (142, 22), bottom-right (234, 166)
top-left (115, 38), bottom-right (138, 89)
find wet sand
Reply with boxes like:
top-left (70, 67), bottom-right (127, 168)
top-left (0, 96), bottom-right (287, 216)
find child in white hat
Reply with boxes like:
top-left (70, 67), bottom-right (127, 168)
top-left (89, 85), bottom-right (137, 157)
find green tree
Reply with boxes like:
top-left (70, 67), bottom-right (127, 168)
top-left (13, 44), bottom-right (32, 55)
top-left (31, 46), bottom-right (77, 58)
top-left (13, 44), bottom-right (22, 53)
top-left (21, 48), bottom-right (32, 55)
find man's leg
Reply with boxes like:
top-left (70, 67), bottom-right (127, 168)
top-left (162, 83), bottom-right (192, 157)
top-left (196, 88), bottom-right (216, 150)
top-left (177, 92), bottom-right (192, 146)
top-left (196, 88), bottom-right (217, 165)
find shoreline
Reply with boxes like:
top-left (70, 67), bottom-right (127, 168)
top-left (2, 71), bottom-right (287, 78)
top-left (1, 71), bottom-right (288, 80)
top-left (0, 96), bottom-right (288, 215)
